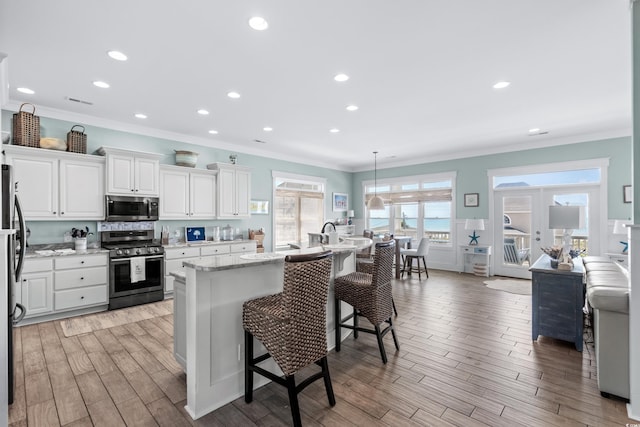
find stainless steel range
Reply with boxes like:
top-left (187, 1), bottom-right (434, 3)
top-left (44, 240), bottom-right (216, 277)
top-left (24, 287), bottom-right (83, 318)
top-left (101, 229), bottom-right (164, 310)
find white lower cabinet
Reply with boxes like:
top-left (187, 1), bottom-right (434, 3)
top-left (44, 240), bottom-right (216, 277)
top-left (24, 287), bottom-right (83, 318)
top-left (19, 253), bottom-right (108, 321)
top-left (163, 242), bottom-right (256, 297)
top-left (20, 259), bottom-right (54, 318)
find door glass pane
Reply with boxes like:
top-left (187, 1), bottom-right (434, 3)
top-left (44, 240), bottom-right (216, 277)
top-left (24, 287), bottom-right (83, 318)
top-left (394, 204), bottom-right (417, 239)
top-left (552, 193), bottom-right (589, 253)
top-left (502, 195), bottom-right (532, 267)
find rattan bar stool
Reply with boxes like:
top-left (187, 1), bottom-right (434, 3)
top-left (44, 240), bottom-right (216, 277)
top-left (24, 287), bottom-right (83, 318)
top-left (243, 251), bottom-right (335, 427)
top-left (334, 241), bottom-right (400, 364)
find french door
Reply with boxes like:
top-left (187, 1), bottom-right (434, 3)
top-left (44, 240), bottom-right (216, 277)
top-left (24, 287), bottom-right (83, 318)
top-left (493, 185), bottom-right (600, 279)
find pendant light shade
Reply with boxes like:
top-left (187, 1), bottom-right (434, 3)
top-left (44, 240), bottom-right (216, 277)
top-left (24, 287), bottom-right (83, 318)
top-left (367, 151), bottom-right (385, 210)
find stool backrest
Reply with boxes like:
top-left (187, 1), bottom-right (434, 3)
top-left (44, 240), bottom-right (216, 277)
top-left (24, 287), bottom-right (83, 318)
top-left (416, 237), bottom-right (430, 256)
top-left (371, 241), bottom-right (395, 287)
top-left (282, 251), bottom-right (333, 318)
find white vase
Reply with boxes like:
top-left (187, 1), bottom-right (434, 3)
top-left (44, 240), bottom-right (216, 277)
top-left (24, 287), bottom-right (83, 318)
top-left (75, 237), bottom-right (87, 251)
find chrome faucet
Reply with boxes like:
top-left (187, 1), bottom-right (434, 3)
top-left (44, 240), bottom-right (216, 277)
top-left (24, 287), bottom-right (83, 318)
top-left (321, 222), bottom-right (336, 233)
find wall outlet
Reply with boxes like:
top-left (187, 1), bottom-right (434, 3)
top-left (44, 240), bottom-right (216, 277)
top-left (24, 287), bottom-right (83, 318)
top-left (63, 231), bottom-right (72, 242)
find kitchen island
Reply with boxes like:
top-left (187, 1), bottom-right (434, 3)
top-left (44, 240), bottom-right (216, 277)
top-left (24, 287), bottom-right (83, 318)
top-left (172, 245), bottom-right (356, 420)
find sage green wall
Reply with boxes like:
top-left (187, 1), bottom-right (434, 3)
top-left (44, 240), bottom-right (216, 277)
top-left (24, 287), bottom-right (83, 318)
top-left (2, 112), bottom-right (352, 248)
top-left (351, 136), bottom-right (632, 221)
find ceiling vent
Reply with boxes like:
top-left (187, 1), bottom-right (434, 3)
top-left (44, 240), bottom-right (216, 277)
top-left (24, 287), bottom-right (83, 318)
top-left (65, 96), bottom-right (93, 105)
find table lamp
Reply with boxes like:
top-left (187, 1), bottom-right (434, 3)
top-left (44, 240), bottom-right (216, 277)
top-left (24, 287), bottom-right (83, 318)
top-left (548, 205), bottom-right (581, 257)
top-left (613, 219), bottom-right (631, 253)
top-left (465, 219), bottom-right (485, 245)
top-left (347, 210), bottom-right (355, 225)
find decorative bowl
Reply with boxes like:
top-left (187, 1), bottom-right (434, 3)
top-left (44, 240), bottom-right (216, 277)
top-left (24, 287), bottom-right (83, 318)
top-left (175, 150), bottom-right (198, 167)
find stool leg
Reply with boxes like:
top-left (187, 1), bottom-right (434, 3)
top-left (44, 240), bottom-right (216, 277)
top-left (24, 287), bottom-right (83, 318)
top-left (244, 330), bottom-right (254, 403)
top-left (319, 357), bottom-right (336, 406)
top-left (353, 308), bottom-right (359, 339)
top-left (392, 297), bottom-right (398, 317)
top-left (334, 298), bottom-right (341, 352)
top-left (285, 375), bottom-right (302, 427)
top-left (389, 317), bottom-right (400, 351)
top-left (374, 324), bottom-right (388, 364)
top-left (422, 256), bottom-right (429, 278)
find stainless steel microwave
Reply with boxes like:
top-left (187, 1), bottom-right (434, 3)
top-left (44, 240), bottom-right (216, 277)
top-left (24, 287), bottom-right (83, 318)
top-left (105, 195), bottom-right (159, 221)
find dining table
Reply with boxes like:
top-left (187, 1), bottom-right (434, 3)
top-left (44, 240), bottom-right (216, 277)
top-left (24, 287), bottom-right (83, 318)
top-left (392, 236), bottom-right (412, 279)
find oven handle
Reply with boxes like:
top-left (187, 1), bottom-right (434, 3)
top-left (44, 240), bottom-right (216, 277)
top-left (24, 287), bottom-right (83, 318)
top-left (111, 254), bottom-right (165, 262)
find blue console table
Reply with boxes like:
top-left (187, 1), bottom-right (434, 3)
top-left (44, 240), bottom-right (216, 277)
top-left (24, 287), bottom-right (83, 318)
top-left (530, 254), bottom-right (585, 351)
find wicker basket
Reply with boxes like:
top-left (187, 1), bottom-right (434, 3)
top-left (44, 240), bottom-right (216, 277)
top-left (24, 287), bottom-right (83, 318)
top-left (66, 125), bottom-right (87, 153)
top-left (12, 103), bottom-right (40, 147)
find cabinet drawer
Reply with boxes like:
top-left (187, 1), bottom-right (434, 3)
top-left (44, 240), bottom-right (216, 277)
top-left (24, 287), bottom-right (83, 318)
top-left (165, 257), bottom-right (199, 275)
top-left (54, 267), bottom-right (107, 290)
top-left (230, 242), bottom-right (257, 253)
top-left (165, 247), bottom-right (200, 260)
top-left (55, 254), bottom-right (107, 270)
top-left (23, 258), bottom-right (54, 273)
top-left (55, 285), bottom-right (108, 311)
top-left (200, 245), bottom-right (230, 256)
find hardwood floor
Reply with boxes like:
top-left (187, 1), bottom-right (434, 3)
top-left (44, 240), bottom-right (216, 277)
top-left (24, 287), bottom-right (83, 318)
top-left (9, 269), bottom-right (635, 426)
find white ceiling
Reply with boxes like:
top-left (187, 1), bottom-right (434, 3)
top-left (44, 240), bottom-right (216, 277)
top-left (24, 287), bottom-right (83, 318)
top-left (0, 1), bottom-right (632, 172)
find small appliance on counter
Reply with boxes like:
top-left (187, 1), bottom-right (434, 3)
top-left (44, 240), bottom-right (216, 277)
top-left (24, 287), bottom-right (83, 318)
top-left (185, 226), bottom-right (206, 243)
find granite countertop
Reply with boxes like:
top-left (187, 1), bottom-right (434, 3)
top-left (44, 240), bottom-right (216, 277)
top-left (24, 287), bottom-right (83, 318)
top-left (181, 245), bottom-right (356, 273)
top-left (163, 239), bottom-right (254, 249)
top-left (25, 243), bottom-right (108, 258)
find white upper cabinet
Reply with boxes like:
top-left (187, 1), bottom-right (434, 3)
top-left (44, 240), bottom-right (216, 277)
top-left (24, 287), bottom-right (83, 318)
top-left (3, 145), bottom-right (105, 220)
top-left (206, 163), bottom-right (251, 219)
top-left (159, 166), bottom-right (217, 219)
top-left (97, 147), bottom-right (161, 196)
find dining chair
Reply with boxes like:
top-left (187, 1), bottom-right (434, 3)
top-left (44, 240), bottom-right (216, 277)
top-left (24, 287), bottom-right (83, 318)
top-left (334, 241), bottom-right (399, 364)
top-left (401, 237), bottom-right (430, 280)
top-left (243, 251), bottom-right (335, 427)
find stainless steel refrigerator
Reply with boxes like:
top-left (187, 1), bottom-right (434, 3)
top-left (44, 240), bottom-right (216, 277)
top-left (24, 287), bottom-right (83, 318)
top-left (2, 164), bottom-right (26, 405)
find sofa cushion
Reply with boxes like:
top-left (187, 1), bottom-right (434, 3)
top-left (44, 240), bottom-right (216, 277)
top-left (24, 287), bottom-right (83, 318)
top-left (585, 262), bottom-right (623, 273)
top-left (587, 285), bottom-right (629, 314)
top-left (583, 256), bottom-right (613, 264)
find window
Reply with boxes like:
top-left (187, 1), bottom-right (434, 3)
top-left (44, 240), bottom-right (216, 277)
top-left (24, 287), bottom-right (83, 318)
top-left (273, 172), bottom-right (325, 249)
top-left (364, 172), bottom-right (455, 245)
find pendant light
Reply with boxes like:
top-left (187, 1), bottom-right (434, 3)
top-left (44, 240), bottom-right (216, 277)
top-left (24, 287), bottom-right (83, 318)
top-left (367, 151), bottom-right (385, 210)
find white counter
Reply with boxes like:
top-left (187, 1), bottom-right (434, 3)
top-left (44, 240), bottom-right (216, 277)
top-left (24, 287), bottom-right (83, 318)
top-left (173, 246), bottom-right (355, 420)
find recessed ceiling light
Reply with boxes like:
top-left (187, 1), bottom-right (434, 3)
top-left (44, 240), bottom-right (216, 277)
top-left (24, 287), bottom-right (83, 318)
top-left (248, 17), bottom-right (268, 31)
top-left (197, 109), bottom-right (210, 115)
top-left (493, 81), bottom-right (510, 89)
top-left (263, 127), bottom-right (273, 132)
top-left (528, 128), bottom-right (540, 133)
top-left (329, 128), bottom-right (340, 133)
top-left (107, 50), bottom-right (127, 61)
top-left (17, 87), bottom-right (34, 94)
top-left (93, 81), bottom-right (110, 89)
top-left (346, 105), bottom-right (359, 111)
top-left (227, 91), bottom-right (241, 99)
top-left (208, 129), bottom-right (218, 135)
top-left (134, 113), bottom-right (147, 119)
top-left (334, 73), bottom-right (349, 82)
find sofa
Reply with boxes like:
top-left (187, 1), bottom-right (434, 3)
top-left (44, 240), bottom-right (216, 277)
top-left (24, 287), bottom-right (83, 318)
top-left (583, 256), bottom-right (630, 399)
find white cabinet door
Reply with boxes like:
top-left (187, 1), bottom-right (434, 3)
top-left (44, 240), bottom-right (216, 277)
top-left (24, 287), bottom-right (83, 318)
top-left (21, 271), bottom-right (53, 318)
top-left (160, 169), bottom-right (190, 218)
top-left (135, 157), bottom-right (159, 196)
top-left (7, 154), bottom-right (58, 218)
top-left (190, 171), bottom-right (216, 218)
top-left (107, 154), bottom-right (136, 194)
top-left (217, 168), bottom-right (236, 218)
top-left (59, 159), bottom-right (105, 219)
top-left (235, 168), bottom-right (251, 217)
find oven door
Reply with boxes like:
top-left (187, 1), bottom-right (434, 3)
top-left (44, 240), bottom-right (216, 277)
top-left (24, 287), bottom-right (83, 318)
top-left (109, 254), bottom-right (164, 297)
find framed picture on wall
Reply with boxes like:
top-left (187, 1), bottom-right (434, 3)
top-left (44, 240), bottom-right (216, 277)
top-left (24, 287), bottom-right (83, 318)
top-left (464, 193), bottom-right (479, 207)
top-left (332, 192), bottom-right (348, 212)
top-left (250, 200), bottom-right (269, 214)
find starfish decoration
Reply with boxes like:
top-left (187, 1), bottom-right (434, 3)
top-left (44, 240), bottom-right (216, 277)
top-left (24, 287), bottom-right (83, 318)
top-left (620, 240), bottom-right (629, 253)
top-left (468, 231), bottom-right (480, 245)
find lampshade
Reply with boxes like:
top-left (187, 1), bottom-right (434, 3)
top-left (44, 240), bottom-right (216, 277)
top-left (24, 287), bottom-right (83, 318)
top-left (548, 205), bottom-right (581, 229)
top-left (367, 151), bottom-right (385, 210)
top-left (347, 210), bottom-right (355, 217)
top-left (464, 219), bottom-right (485, 231)
top-left (367, 196), bottom-right (385, 210)
top-left (613, 219), bottom-right (631, 235)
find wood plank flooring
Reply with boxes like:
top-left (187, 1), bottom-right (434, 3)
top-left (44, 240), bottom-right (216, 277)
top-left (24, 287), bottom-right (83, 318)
top-left (9, 269), bottom-right (636, 426)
